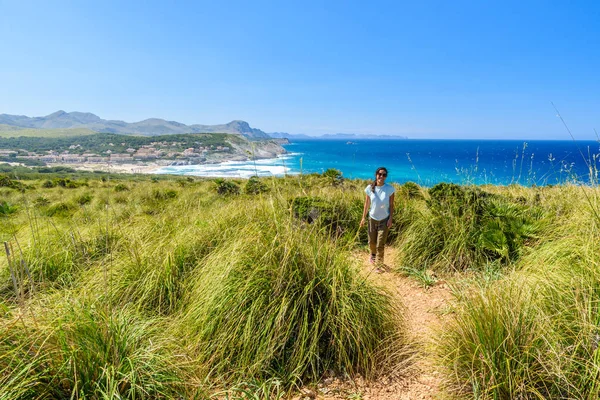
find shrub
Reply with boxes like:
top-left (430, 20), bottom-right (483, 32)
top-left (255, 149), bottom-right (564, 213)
top-left (152, 188), bottom-right (177, 200)
top-left (52, 178), bottom-right (85, 189)
top-left (401, 181), bottom-right (423, 199)
top-left (42, 180), bottom-right (56, 188)
top-left (398, 183), bottom-right (545, 271)
top-left (245, 176), bottom-right (269, 194)
top-left (114, 183), bottom-right (130, 192)
top-left (291, 196), bottom-right (335, 224)
top-left (322, 168), bottom-right (344, 186)
top-left (37, 166), bottom-right (76, 173)
top-left (290, 196), bottom-right (357, 240)
top-left (215, 179), bottom-right (240, 195)
top-left (0, 175), bottom-right (22, 190)
top-left (76, 193), bottom-right (93, 205)
top-left (0, 200), bottom-right (18, 216)
top-left (33, 196), bottom-right (50, 207)
top-left (114, 195), bottom-right (128, 204)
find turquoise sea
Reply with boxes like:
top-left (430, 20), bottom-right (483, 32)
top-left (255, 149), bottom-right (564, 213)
top-left (156, 139), bottom-right (600, 186)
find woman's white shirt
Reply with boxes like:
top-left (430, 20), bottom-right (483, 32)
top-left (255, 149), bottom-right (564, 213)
top-left (364, 183), bottom-right (395, 221)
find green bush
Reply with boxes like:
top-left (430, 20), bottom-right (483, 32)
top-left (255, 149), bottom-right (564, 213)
top-left (76, 193), bottom-right (93, 205)
top-left (114, 183), bottom-right (130, 192)
top-left (215, 179), bottom-right (240, 195)
top-left (52, 177), bottom-right (85, 189)
top-left (33, 196), bottom-right (50, 207)
top-left (290, 196), bottom-right (358, 241)
top-left (322, 168), bottom-right (344, 186)
top-left (0, 201), bottom-right (18, 216)
top-left (291, 196), bottom-right (335, 224)
top-left (401, 181), bottom-right (423, 199)
top-left (100, 202), bottom-right (255, 315)
top-left (0, 201), bottom-right (16, 217)
top-left (0, 175), bottom-right (22, 190)
top-left (152, 188), bottom-right (177, 200)
top-left (245, 176), bottom-right (269, 194)
top-left (398, 183), bottom-right (545, 271)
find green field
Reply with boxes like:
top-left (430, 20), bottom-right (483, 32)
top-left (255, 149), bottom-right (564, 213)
top-left (1, 170), bottom-right (600, 399)
top-left (0, 124), bottom-right (23, 132)
top-left (0, 125), bottom-right (97, 138)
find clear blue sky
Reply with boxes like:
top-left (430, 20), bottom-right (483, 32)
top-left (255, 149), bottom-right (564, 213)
top-left (1, 0), bottom-right (598, 139)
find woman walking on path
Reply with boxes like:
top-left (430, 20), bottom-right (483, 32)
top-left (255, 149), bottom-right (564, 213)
top-left (360, 167), bottom-right (395, 271)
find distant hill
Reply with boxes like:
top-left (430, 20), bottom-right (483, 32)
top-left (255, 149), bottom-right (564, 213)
top-left (268, 132), bottom-right (313, 139)
top-left (0, 124), bottom-right (97, 138)
top-left (267, 132), bottom-right (408, 140)
top-left (0, 111), bottom-right (271, 139)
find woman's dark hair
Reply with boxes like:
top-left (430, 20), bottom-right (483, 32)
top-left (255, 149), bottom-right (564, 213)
top-left (371, 167), bottom-right (388, 191)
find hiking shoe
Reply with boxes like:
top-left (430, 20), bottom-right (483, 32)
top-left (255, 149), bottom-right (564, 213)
top-left (369, 254), bottom-right (376, 264)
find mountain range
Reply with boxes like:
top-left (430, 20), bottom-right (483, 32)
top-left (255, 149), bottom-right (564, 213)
top-left (0, 111), bottom-right (272, 139)
top-left (0, 111), bottom-right (409, 140)
top-left (268, 132), bottom-right (408, 140)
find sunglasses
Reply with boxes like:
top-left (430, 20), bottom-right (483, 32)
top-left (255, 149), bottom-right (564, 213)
top-left (377, 172), bottom-right (387, 177)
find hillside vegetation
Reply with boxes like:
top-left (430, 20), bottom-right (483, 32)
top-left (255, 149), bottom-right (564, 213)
top-left (0, 111), bottom-right (272, 139)
top-left (0, 125), bottom-right (97, 138)
top-left (1, 171), bottom-right (600, 399)
top-left (0, 132), bottom-right (235, 154)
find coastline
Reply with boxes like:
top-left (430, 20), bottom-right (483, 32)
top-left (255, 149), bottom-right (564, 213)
top-left (52, 162), bottom-right (164, 175)
top-left (47, 152), bottom-right (296, 177)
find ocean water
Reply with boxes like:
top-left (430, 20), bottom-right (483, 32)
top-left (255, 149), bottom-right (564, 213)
top-left (155, 139), bottom-right (600, 186)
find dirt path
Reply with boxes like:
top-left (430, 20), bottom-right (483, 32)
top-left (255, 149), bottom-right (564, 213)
top-left (317, 247), bottom-right (453, 400)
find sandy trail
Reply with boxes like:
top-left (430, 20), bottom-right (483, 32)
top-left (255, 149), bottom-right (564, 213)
top-left (316, 247), bottom-right (453, 400)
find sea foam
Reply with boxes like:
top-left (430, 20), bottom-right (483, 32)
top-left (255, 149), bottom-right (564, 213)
top-left (154, 154), bottom-right (300, 178)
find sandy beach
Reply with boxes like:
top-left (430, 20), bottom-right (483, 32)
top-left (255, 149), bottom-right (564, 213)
top-left (54, 162), bottom-right (164, 174)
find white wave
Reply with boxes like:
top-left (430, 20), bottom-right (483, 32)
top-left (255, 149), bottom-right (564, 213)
top-left (154, 155), bottom-right (300, 178)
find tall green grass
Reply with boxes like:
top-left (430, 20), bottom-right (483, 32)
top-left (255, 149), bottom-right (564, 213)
top-left (0, 175), bottom-right (409, 397)
top-left (178, 203), bottom-right (407, 384)
top-left (7, 172), bottom-right (600, 398)
top-left (435, 187), bottom-right (600, 399)
top-left (0, 301), bottom-right (185, 399)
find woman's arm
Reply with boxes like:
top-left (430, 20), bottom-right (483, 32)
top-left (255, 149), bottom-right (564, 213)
top-left (360, 195), bottom-right (370, 227)
top-left (387, 193), bottom-right (395, 228)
